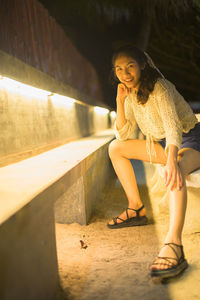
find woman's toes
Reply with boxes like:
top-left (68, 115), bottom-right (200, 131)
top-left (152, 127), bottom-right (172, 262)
top-left (108, 220), bottom-right (114, 225)
top-left (151, 258), bottom-right (171, 270)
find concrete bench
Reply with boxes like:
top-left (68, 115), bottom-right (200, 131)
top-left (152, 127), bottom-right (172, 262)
top-left (0, 129), bottom-right (114, 300)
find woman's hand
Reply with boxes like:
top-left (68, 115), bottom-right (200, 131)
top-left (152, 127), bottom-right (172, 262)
top-left (116, 83), bottom-right (132, 104)
top-left (164, 160), bottom-right (183, 191)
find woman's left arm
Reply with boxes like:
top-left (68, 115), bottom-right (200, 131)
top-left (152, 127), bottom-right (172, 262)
top-left (165, 144), bottom-right (183, 191)
top-left (155, 81), bottom-right (184, 190)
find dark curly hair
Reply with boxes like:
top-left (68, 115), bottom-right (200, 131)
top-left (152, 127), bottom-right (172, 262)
top-left (111, 45), bottom-right (162, 104)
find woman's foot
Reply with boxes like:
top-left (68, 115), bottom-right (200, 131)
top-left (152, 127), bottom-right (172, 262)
top-left (107, 204), bottom-right (148, 229)
top-left (151, 242), bottom-right (188, 279)
top-left (108, 204), bottom-right (146, 225)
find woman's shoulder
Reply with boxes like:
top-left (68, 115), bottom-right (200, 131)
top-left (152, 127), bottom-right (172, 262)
top-left (153, 78), bottom-right (175, 95)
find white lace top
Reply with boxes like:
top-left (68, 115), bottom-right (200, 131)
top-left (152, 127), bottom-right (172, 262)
top-left (114, 78), bottom-right (198, 161)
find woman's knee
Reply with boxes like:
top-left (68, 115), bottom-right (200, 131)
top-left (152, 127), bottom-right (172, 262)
top-left (108, 139), bottom-right (123, 159)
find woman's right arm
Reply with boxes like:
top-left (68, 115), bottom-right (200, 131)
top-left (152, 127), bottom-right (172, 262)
top-left (116, 83), bottom-right (128, 130)
top-left (114, 84), bottom-right (137, 140)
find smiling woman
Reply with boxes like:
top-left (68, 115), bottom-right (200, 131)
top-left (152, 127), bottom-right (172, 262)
top-left (107, 44), bottom-right (200, 281)
top-left (111, 46), bottom-right (162, 104)
top-left (114, 57), bottom-right (141, 91)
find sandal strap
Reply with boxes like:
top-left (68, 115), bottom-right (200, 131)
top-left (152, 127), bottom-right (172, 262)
top-left (152, 256), bottom-right (177, 268)
top-left (127, 204), bottom-right (144, 217)
top-left (152, 261), bottom-right (174, 267)
top-left (113, 216), bottom-right (125, 225)
top-left (158, 256), bottom-right (178, 262)
top-left (125, 209), bottom-right (129, 219)
top-left (113, 205), bottom-right (145, 224)
top-left (164, 243), bottom-right (183, 261)
top-left (151, 243), bottom-right (185, 271)
top-left (158, 256), bottom-right (177, 267)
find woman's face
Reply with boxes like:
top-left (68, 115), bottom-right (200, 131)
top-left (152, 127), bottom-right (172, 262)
top-left (114, 55), bottom-right (142, 90)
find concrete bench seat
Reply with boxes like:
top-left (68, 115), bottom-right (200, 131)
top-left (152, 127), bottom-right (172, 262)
top-left (186, 168), bottom-right (200, 187)
top-left (0, 129), bottom-right (114, 300)
top-left (0, 129), bottom-right (114, 226)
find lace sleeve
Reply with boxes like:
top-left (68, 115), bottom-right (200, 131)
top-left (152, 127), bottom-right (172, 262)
top-left (156, 83), bottom-right (182, 154)
top-left (114, 98), bottom-right (137, 140)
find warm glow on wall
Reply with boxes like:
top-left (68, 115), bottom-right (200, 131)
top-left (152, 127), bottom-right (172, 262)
top-left (110, 111), bottom-right (116, 119)
top-left (0, 74), bottom-right (112, 116)
top-left (94, 106), bottom-right (109, 115)
top-left (49, 93), bottom-right (76, 108)
top-left (0, 75), bottom-right (50, 99)
top-left (0, 75), bottom-right (76, 106)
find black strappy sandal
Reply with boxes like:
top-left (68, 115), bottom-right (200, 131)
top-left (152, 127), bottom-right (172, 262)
top-left (150, 242), bottom-right (188, 279)
top-left (107, 205), bottom-right (148, 229)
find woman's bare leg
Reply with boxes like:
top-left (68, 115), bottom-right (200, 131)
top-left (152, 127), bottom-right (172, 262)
top-left (108, 139), bottom-right (166, 224)
top-left (152, 148), bottom-right (200, 270)
top-left (108, 140), bottom-right (200, 271)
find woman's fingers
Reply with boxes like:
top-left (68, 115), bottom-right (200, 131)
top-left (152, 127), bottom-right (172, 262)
top-left (165, 168), bottom-right (172, 187)
top-left (176, 170), bottom-right (181, 190)
top-left (117, 83), bottom-right (128, 99)
top-left (165, 166), bottom-right (182, 191)
top-left (166, 166), bottom-right (183, 191)
top-left (180, 172), bottom-right (183, 188)
top-left (169, 171), bottom-right (176, 191)
top-left (164, 168), bottom-right (168, 186)
top-left (177, 168), bottom-right (183, 190)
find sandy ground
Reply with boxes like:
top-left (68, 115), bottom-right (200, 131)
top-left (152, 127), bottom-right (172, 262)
top-left (55, 163), bottom-right (200, 300)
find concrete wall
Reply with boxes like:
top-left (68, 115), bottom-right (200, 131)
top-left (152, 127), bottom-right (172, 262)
top-left (0, 191), bottom-right (58, 300)
top-left (0, 45), bottom-right (115, 298)
top-left (0, 2), bottom-right (115, 297)
top-left (0, 51), bottom-right (113, 167)
top-left (0, 0), bottom-right (103, 102)
top-left (0, 130), bottom-right (114, 299)
top-left (54, 138), bottom-right (114, 225)
top-left (0, 50), bottom-right (103, 107)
